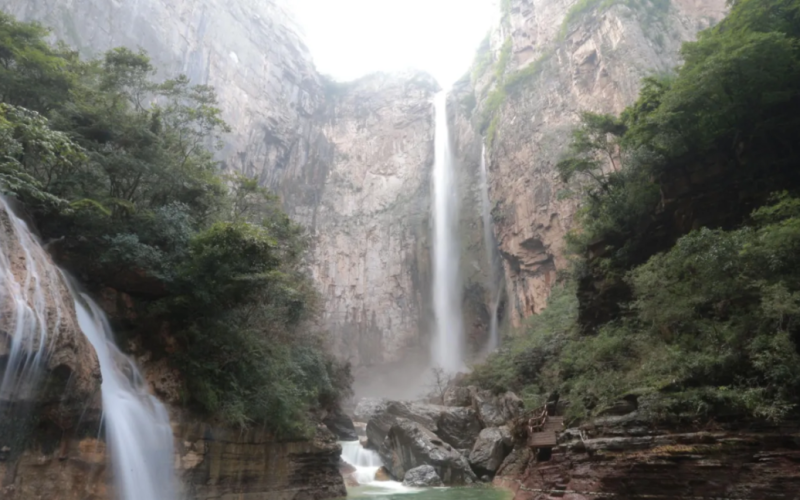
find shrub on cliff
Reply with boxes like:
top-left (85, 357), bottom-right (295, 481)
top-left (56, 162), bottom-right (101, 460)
top-left (470, 0), bottom-right (800, 424)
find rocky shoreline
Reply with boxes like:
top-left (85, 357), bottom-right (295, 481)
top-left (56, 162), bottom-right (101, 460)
top-left (336, 390), bottom-right (800, 499)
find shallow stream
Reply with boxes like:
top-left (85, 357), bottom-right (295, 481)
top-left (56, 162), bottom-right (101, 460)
top-left (347, 485), bottom-right (511, 500)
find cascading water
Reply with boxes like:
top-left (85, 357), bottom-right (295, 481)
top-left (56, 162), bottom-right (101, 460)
top-left (479, 145), bottom-right (502, 353)
top-left (341, 440), bottom-right (385, 485)
top-left (0, 196), bottom-right (176, 500)
top-left (74, 295), bottom-right (176, 500)
top-left (340, 440), bottom-right (409, 491)
top-left (0, 197), bottom-right (64, 400)
top-left (431, 91), bottom-right (464, 373)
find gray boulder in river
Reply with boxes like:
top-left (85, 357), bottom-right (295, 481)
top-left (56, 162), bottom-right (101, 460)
top-left (379, 418), bottom-right (476, 486)
top-left (402, 465), bottom-right (444, 487)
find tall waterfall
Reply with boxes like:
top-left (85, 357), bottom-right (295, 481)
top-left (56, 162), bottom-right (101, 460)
top-left (431, 91), bottom-right (464, 372)
top-left (479, 145), bottom-right (502, 352)
top-left (0, 196), bottom-right (176, 500)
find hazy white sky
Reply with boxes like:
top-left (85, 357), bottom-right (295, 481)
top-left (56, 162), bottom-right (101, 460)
top-left (289, 0), bottom-right (498, 87)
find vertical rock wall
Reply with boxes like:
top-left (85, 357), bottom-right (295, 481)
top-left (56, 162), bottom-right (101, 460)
top-left (312, 72), bottom-right (438, 371)
top-left (0, 0), bottom-right (440, 375)
top-left (455, 0), bottom-right (729, 327)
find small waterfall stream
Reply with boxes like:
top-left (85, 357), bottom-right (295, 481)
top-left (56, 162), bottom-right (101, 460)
top-left (431, 91), bottom-right (464, 373)
top-left (341, 440), bottom-right (409, 492)
top-left (74, 295), bottom-right (176, 500)
top-left (0, 196), bottom-right (176, 500)
top-left (479, 145), bottom-right (502, 353)
top-left (0, 198), bottom-right (65, 400)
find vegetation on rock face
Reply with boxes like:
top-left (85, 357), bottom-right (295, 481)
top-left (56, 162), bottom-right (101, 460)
top-left (0, 13), bottom-right (351, 436)
top-left (559, 0), bottom-right (672, 39)
top-left (469, 0), bottom-right (800, 424)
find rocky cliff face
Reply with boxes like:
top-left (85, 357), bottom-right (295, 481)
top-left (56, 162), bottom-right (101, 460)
top-left (1, 413), bottom-right (346, 500)
top-left (0, 0), bottom-right (442, 377)
top-left (0, 0), bottom-right (330, 219)
top-left (495, 413), bottom-right (800, 500)
top-left (455, 0), bottom-right (729, 327)
top-left (312, 72), bottom-right (438, 372)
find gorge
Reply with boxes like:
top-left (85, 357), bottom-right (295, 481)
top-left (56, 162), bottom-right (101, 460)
top-left (3, 0), bottom-right (800, 499)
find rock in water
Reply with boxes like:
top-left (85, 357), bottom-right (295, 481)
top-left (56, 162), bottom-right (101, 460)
top-left (403, 465), bottom-right (444, 487)
top-left (436, 407), bottom-right (482, 450)
top-left (380, 418), bottom-right (476, 486)
top-left (469, 427), bottom-right (513, 476)
top-left (323, 410), bottom-right (358, 441)
top-left (365, 401), bottom-right (444, 449)
top-left (374, 467), bottom-right (392, 482)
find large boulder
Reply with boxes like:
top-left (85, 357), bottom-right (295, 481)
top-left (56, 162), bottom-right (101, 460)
top-left (443, 386), bottom-right (472, 407)
top-left (468, 426), bottom-right (513, 476)
top-left (436, 407), bottom-right (482, 450)
top-left (471, 390), bottom-right (524, 427)
top-left (365, 401), bottom-right (445, 449)
top-left (380, 418), bottom-right (476, 486)
top-left (403, 465), bottom-right (443, 487)
top-left (354, 398), bottom-right (389, 423)
top-left (323, 409), bottom-right (358, 441)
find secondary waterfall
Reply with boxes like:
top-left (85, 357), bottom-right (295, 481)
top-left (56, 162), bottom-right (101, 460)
top-left (0, 196), bottom-right (176, 500)
top-left (340, 440), bottom-right (410, 492)
top-left (479, 145), bottom-right (502, 352)
top-left (341, 440), bottom-right (384, 485)
top-left (75, 296), bottom-right (176, 500)
top-left (0, 198), bottom-right (64, 400)
top-left (431, 91), bottom-right (464, 373)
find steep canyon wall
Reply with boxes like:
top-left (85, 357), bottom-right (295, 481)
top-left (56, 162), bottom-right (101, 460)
top-left (456, 0), bottom-right (728, 327)
top-left (0, 0), bottom-right (438, 378)
top-left (0, 0), bottom-right (732, 378)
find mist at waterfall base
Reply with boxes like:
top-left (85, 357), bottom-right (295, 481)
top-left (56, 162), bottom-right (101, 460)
top-left (0, 196), bottom-right (177, 500)
top-left (431, 92), bottom-right (465, 373)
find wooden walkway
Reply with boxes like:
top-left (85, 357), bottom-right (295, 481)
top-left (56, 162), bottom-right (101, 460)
top-left (525, 409), bottom-right (564, 449)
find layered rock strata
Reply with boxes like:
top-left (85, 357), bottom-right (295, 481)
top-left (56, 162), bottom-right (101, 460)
top-left (1, 416), bottom-right (346, 500)
top-left (495, 414), bottom-right (800, 500)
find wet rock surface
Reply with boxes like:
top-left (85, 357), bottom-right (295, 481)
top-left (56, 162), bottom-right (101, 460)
top-left (323, 409), bottom-right (358, 441)
top-left (469, 427), bottom-right (513, 477)
top-left (495, 418), bottom-right (800, 500)
top-left (366, 401), bottom-right (446, 449)
top-left (380, 418), bottom-right (476, 486)
top-left (403, 464), bottom-right (444, 487)
top-left (436, 407), bottom-right (483, 450)
top-left (472, 390), bottom-right (524, 428)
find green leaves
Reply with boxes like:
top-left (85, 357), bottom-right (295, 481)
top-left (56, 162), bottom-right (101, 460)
top-left (0, 12), bottom-right (345, 434)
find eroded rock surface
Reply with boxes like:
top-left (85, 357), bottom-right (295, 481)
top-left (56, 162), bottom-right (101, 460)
top-left (1, 412), bottom-right (347, 500)
top-left (403, 464), bottom-right (444, 487)
top-left (495, 421), bottom-right (800, 500)
top-left (380, 418), bottom-right (476, 486)
top-left (469, 426), bottom-right (513, 477)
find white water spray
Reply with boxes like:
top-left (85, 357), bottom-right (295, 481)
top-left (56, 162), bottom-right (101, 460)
top-left (75, 296), bottom-right (176, 500)
top-left (0, 197), bottom-right (64, 400)
top-left (0, 196), bottom-right (176, 500)
top-left (479, 145), bottom-right (502, 352)
top-left (340, 441), bottom-right (409, 491)
top-left (431, 91), bottom-right (464, 373)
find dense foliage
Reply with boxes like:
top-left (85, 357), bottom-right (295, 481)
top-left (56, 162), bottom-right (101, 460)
top-left (0, 13), bottom-right (351, 435)
top-left (469, 0), bottom-right (800, 424)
